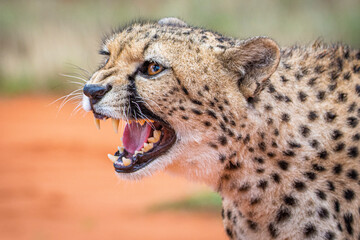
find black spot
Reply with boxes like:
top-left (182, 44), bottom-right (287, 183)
top-left (191, 109), bottom-right (202, 115)
top-left (268, 84), bottom-right (276, 93)
top-left (331, 129), bottom-right (343, 140)
top-left (225, 161), bottom-right (241, 170)
top-left (343, 212), bottom-right (353, 235)
top-left (281, 113), bottom-right (290, 122)
top-left (346, 169), bottom-right (358, 181)
top-left (318, 207), bottom-right (329, 219)
top-left (278, 160), bottom-right (289, 170)
top-left (254, 157), bottom-right (264, 164)
top-left (218, 136), bottom-right (227, 146)
top-left (293, 180), bottom-right (306, 191)
top-left (353, 65), bottom-right (360, 73)
top-left (317, 91), bottom-right (326, 100)
top-left (275, 207), bottom-right (291, 223)
top-left (312, 164), bottom-right (326, 172)
top-left (247, 220), bottom-right (258, 231)
top-left (348, 102), bottom-right (356, 112)
top-left (334, 199), bottom-right (340, 212)
top-left (243, 134), bottom-right (250, 144)
top-left (308, 111), bottom-right (318, 121)
top-left (206, 109), bottom-right (217, 119)
top-left (343, 71), bottom-right (351, 80)
top-left (324, 231), bottom-right (335, 240)
top-left (343, 189), bottom-right (355, 202)
top-left (300, 125), bottom-right (311, 137)
top-left (316, 189), bottom-right (326, 200)
top-left (226, 210), bottom-right (232, 220)
top-left (327, 181), bottom-right (335, 191)
top-left (310, 139), bottom-right (319, 149)
top-left (181, 116), bottom-right (189, 120)
top-left (298, 91), bottom-right (308, 102)
top-left (257, 180), bottom-right (268, 190)
top-left (337, 92), bottom-right (348, 102)
top-left (181, 86), bottom-right (189, 95)
top-left (258, 142), bottom-right (266, 152)
top-left (307, 77), bottom-right (319, 87)
top-left (355, 84), bottom-right (360, 96)
top-left (268, 223), bottom-right (278, 238)
top-left (347, 146), bottom-right (359, 158)
top-left (208, 143), bottom-right (218, 149)
top-left (250, 197), bottom-right (261, 205)
top-left (352, 133), bottom-right (360, 141)
top-left (304, 172), bottom-right (316, 181)
top-left (333, 164), bottom-right (343, 174)
top-left (283, 195), bottom-right (297, 206)
top-left (288, 141), bottom-right (301, 148)
top-left (203, 121), bottom-right (211, 127)
top-left (324, 112), bottom-right (337, 122)
top-left (317, 150), bottom-right (328, 160)
top-left (347, 116), bottom-right (358, 128)
top-left (265, 104), bottom-right (273, 111)
top-left (303, 223), bottom-right (317, 237)
top-left (267, 152), bottom-right (276, 158)
top-left (204, 85), bottom-right (209, 91)
top-left (314, 65), bottom-right (325, 74)
top-left (219, 154), bottom-right (226, 163)
top-left (238, 182), bottom-right (250, 192)
top-left (225, 228), bottom-right (233, 238)
top-left (256, 168), bottom-right (265, 174)
top-left (281, 75), bottom-right (289, 82)
top-left (179, 106), bottom-right (185, 111)
top-left (283, 150), bottom-right (295, 157)
top-left (334, 142), bottom-right (345, 152)
top-left (271, 173), bottom-right (281, 183)
top-left (328, 83), bottom-right (337, 91)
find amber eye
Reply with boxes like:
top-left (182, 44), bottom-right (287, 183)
top-left (147, 62), bottom-right (164, 76)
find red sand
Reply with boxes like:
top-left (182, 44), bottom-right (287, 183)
top-left (0, 95), bottom-right (227, 240)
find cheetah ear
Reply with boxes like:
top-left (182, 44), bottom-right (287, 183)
top-left (158, 17), bottom-right (188, 27)
top-left (221, 37), bottom-right (280, 100)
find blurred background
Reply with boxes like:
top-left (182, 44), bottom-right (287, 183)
top-left (0, 0), bottom-right (359, 239)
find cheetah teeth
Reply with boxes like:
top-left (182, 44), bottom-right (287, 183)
top-left (94, 117), bottom-right (101, 130)
top-left (93, 116), bottom-right (154, 133)
top-left (107, 154), bottom-right (118, 163)
top-left (112, 119), bottom-right (120, 133)
top-left (122, 157), bottom-right (131, 167)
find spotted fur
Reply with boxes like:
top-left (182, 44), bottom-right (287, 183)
top-left (83, 18), bottom-right (360, 240)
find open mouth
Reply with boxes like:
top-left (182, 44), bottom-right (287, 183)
top-left (93, 114), bottom-right (176, 173)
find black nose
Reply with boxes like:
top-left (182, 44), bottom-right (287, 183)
top-left (83, 84), bottom-right (112, 104)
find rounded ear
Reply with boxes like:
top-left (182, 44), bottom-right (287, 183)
top-left (220, 37), bottom-right (280, 100)
top-left (158, 17), bottom-right (188, 27)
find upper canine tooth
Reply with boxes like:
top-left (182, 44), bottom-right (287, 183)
top-left (94, 117), bottom-right (101, 130)
top-left (143, 143), bottom-right (153, 152)
top-left (112, 119), bottom-right (120, 134)
top-left (107, 154), bottom-right (118, 163)
top-left (122, 157), bottom-right (131, 167)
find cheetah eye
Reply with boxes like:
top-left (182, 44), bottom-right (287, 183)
top-left (140, 61), bottom-right (165, 77)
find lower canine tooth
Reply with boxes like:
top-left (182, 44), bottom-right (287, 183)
top-left (112, 119), bottom-right (120, 133)
top-left (147, 137), bottom-right (156, 143)
top-left (122, 157), bottom-right (131, 166)
top-left (107, 154), bottom-right (118, 163)
top-left (94, 117), bottom-right (101, 130)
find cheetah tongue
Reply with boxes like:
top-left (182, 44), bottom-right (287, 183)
top-left (123, 122), bottom-right (152, 155)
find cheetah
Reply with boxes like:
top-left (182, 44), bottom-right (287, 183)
top-left (82, 18), bottom-right (360, 239)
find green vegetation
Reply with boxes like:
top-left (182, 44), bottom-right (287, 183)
top-left (1, 0), bottom-right (360, 94)
top-left (149, 191), bottom-right (222, 213)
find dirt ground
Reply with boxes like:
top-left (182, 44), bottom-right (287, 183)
top-left (0, 95), bottom-right (227, 240)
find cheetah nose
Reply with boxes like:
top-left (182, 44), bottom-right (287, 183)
top-left (83, 84), bottom-right (112, 104)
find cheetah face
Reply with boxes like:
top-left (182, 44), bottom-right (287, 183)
top-left (82, 18), bottom-right (280, 183)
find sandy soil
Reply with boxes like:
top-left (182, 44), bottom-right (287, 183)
top-left (0, 95), bottom-right (227, 240)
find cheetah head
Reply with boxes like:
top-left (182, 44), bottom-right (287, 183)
top-left (82, 18), bottom-right (280, 185)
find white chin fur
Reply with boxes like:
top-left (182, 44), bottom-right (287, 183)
top-left (82, 94), bottom-right (91, 112)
